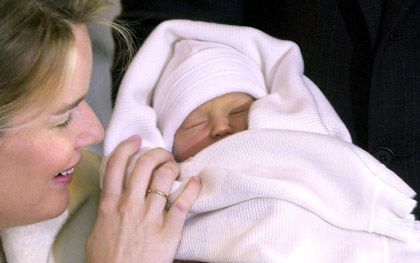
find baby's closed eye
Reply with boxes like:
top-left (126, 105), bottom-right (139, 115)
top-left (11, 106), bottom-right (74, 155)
top-left (230, 109), bottom-right (248, 115)
top-left (229, 105), bottom-right (251, 116)
top-left (183, 118), bottom-right (208, 129)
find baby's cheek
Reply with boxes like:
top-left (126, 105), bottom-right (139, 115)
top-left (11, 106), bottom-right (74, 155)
top-left (231, 116), bottom-right (249, 132)
top-left (174, 129), bottom-right (212, 161)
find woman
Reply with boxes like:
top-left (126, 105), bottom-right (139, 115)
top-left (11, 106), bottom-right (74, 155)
top-left (0, 0), bottom-right (201, 262)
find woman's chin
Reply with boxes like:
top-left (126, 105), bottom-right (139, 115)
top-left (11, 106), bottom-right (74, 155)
top-left (35, 189), bottom-right (70, 224)
top-left (4, 197), bottom-right (69, 229)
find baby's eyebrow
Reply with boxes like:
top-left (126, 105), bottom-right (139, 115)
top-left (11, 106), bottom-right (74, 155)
top-left (186, 108), bottom-right (207, 118)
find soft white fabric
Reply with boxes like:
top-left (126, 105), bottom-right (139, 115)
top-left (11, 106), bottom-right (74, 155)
top-left (104, 20), bottom-right (420, 262)
top-left (171, 130), bottom-right (420, 262)
top-left (154, 39), bottom-right (266, 150)
top-left (104, 19), bottom-right (352, 156)
top-left (0, 211), bottom-right (68, 263)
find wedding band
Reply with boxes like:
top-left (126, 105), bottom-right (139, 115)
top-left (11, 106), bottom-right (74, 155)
top-left (147, 188), bottom-right (169, 199)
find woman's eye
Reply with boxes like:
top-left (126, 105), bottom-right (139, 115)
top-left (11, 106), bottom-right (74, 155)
top-left (56, 114), bottom-right (73, 128)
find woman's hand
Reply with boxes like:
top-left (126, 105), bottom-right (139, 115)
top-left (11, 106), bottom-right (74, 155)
top-left (86, 135), bottom-right (201, 263)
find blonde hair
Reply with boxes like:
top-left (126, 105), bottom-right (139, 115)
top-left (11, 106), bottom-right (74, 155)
top-left (0, 0), bottom-right (132, 132)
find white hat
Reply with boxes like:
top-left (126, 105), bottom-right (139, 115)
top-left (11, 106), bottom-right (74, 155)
top-left (153, 39), bottom-right (267, 150)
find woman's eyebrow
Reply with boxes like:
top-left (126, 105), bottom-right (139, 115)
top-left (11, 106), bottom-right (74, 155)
top-left (53, 94), bottom-right (87, 115)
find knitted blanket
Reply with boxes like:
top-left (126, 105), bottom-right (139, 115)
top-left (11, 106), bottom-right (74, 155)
top-left (103, 20), bottom-right (420, 262)
top-left (172, 130), bottom-right (419, 262)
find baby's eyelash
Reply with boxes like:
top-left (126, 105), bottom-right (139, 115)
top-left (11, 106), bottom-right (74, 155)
top-left (185, 120), bottom-right (207, 129)
top-left (230, 109), bottom-right (248, 115)
top-left (57, 114), bottom-right (73, 128)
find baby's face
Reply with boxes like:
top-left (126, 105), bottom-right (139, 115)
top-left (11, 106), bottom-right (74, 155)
top-left (173, 92), bottom-right (254, 161)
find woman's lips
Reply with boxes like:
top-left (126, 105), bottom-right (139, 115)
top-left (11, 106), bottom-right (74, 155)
top-left (52, 167), bottom-right (75, 185)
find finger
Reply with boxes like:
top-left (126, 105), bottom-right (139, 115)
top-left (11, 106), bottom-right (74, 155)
top-left (164, 176), bottom-right (201, 234)
top-left (101, 135), bottom-right (141, 199)
top-left (125, 148), bottom-right (174, 203)
top-left (145, 161), bottom-right (179, 217)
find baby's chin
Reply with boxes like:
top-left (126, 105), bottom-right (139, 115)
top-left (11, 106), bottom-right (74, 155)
top-left (173, 151), bottom-right (191, 162)
top-left (173, 144), bottom-right (210, 162)
top-left (173, 146), bottom-right (205, 162)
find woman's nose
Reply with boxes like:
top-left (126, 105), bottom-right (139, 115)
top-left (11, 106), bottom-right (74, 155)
top-left (75, 102), bottom-right (105, 150)
top-left (210, 117), bottom-right (232, 139)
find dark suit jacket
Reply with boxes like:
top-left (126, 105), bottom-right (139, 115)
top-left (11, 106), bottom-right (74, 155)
top-left (113, 0), bottom-right (420, 216)
top-left (242, 0), bottom-right (420, 215)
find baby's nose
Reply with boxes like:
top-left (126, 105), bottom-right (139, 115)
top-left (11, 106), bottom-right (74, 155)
top-left (210, 117), bottom-right (233, 139)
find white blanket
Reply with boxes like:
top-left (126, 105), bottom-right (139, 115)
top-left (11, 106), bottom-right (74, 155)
top-left (172, 130), bottom-right (419, 262)
top-left (104, 20), bottom-right (420, 262)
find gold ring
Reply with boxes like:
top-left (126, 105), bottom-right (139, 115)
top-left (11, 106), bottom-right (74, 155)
top-left (147, 188), bottom-right (169, 199)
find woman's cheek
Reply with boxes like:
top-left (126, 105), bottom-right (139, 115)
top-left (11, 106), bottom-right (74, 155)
top-left (34, 134), bottom-right (75, 174)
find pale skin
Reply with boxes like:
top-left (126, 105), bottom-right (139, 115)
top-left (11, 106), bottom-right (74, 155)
top-left (173, 92), bottom-right (254, 162)
top-left (0, 24), bottom-right (201, 262)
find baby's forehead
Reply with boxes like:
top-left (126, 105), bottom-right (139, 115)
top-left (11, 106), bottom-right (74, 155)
top-left (185, 92), bottom-right (255, 117)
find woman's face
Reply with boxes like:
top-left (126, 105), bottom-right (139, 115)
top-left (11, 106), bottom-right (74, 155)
top-left (0, 25), bottom-right (104, 229)
top-left (173, 92), bottom-right (254, 162)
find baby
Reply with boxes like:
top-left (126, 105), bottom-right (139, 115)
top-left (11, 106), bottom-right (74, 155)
top-left (152, 39), bottom-right (267, 162)
top-left (150, 39), bottom-right (268, 163)
top-left (105, 20), bottom-right (419, 263)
